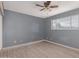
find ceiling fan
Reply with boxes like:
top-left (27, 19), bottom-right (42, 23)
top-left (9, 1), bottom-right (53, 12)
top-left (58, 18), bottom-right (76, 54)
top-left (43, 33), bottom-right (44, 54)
top-left (36, 1), bottom-right (58, 11)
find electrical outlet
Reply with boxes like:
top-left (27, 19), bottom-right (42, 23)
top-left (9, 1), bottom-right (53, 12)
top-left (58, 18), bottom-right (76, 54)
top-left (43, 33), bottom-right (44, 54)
top-left (20, 40), bottom-right (23, 43)
top-left (14, 40), bottom-right (16, 44)
top-left (46, 37), bottom-right (48, 40)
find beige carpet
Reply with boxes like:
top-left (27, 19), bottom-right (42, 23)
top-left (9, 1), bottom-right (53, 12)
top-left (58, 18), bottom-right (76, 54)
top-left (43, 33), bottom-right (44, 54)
top-left (0, 41), bottom-right (79, 58)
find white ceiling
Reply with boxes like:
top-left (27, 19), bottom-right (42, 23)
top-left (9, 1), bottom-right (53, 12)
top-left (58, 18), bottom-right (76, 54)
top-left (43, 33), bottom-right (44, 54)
top-left (4, 1), bottom-right (79, 18)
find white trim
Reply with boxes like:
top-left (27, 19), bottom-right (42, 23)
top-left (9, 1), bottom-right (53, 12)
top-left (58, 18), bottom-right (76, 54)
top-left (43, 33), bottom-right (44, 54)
top-left (2, 39), bottom-right (79, 52)
top-left (0, 15), bottom-right (2, 49)
top-left (43, 40), bottom-right (79, 51)
top-left (2, 40), bottom-right (44, 50)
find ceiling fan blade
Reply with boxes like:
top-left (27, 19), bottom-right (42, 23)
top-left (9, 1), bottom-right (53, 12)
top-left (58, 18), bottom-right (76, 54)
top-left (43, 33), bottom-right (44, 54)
top-left (36, 4), bottom-right (44, 7)
top-left (50, 5), bottom-right (58, 8)
top-left (40, 8), bottom-right (45, 11)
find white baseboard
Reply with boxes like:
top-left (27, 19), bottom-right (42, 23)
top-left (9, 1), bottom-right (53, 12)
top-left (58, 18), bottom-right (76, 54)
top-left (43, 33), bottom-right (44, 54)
top-left (2, 40), bottom-right (44, 50)
top-left (43, 40), bottom-right (79, 51)
top-left (2, 39), bottom-right (79, 52)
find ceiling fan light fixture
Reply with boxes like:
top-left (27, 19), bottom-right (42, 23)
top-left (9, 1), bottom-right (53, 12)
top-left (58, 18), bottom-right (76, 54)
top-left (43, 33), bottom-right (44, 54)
top-left (36, 1), bottom-right (58, 11)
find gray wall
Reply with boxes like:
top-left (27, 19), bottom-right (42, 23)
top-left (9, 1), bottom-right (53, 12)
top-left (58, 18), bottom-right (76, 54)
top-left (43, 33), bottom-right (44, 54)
top-left (45, 8), bottom-right (79, 48)
top-left (3, 10), bottom-right (45, 48)
top-left (3, 8), bottom-right (79, 48)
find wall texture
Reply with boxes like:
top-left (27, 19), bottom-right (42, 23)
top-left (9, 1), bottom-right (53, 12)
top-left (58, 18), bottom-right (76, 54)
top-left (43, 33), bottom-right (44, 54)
top-left (3, 10), bottom-right (45, 48)
top-left (45, 8), bottom-right (79, 48)
top-left (3, 8), bottom-right (79, 48)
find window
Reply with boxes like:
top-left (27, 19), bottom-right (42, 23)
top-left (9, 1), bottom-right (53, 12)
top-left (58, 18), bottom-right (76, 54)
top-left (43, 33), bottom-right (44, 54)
top-left (51, 15), bottom-right (79, 30)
